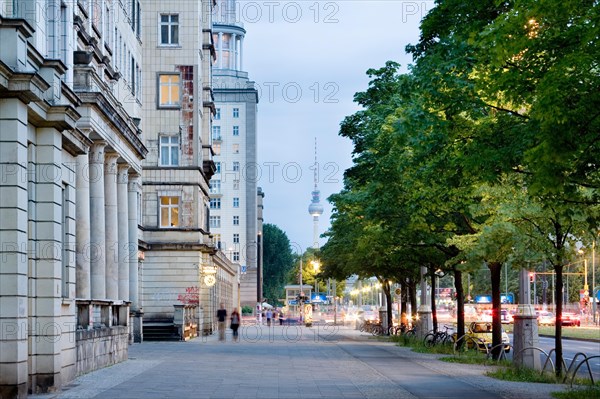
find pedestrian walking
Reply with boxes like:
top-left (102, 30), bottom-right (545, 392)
top-left (230, 308), bottom-right (241, 342)
top-left (266, 308), bottom-right (273, 327)
top-left (216, 303), bottom-right (227, 341)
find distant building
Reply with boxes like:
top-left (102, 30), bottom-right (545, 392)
top-left (0, 1), bottom-right (146, 395)
top-left (211, 0), bottom-right (262, 309)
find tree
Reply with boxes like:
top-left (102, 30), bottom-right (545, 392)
top-left (262, 224), bottom-right (295, 305)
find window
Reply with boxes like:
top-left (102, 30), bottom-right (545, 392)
top-left (233, 161), bottom-right (240, 172)
top-left (233, 197), bottom-right (239, 207)
top-left (215, 162), bottom-right (221, 174)
top-left (233, 216), bottom-right (239, 225)
top-left (209, 179), bottom-right (221, 194)
top-left (61, 185), bottom-right (70, 298)
top-left (215, 108), bottom-right (221, 120)
top-left (159, 196), bottom-right (179, 228)
top-left (159, 136), bottom-right (179, 166)
top-left (233, 126), bottom-right (239, 136)
top-left (232, 144), bottom-right (239, 154)
top-left (233, 108), bottom-right (239, 118)
top-left (160, 14), bottom-right (179, 45)
top-left (212, 126), bottom-right (221, 141)
top-left (233, 179), bottom-right (240, 190)
top-left (233, 233), bottom-right (239, 244)
top-left (209, 215), bottom-right (221, 228)
top-left (210, 198), bottom-right (221, 209)
top-left (233, 251), bottom-right (240, 262)
top-left (158, 74), bottom-right (180, 107)
top-left (213, 143), bottom-right (221, 155)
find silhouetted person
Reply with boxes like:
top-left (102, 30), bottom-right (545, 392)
top-left (230, 308), bottom-right (241, 342)
top-left (217, 303), bottom-right (227, 341)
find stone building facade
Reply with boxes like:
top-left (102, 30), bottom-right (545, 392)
top-left (0, 0), bottom-right (146, 396)
top-left (139, 0), bottom-right (237, 334)
top-left (211, 0), bottom-right (262, 310)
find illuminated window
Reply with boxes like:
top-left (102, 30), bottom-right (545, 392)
top-left (232, 144), bottom-right (239, 154)
top-left (159, 197), bottom-right (179, 228)
top-left (213, 142), bottom-right (221, 155)
top-left (158, 74), bottom-right (180, 107)
top-left (160, 14), bottom-right (179, 45)
top-left (159, 136), bottom-right (179, 166)
top-left (213, 234), bottom-right (221, 249)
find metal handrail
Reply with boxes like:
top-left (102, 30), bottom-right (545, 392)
top-left (568, 355), bottom-right (599, 387)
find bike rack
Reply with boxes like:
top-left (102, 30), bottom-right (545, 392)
top-left (513, 347), bottom-right (555, 374)
top-left (486, 343), bottom-right (513, 361)
top-left (541, 348), bottom-right (568, 376)
top-left (452, 334), bottom-right (489, 356)
top-left (567, 355), bottom-right (599, 387)
top-left (562, 352), bottom-right (589, 383)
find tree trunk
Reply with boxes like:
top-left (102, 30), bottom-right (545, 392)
top-left (400, 280), bottom-right (408, 326)
top-left (430, 267), bottom-right (438, 333)
top-left (555, 264), bottom-right (564, 376)
top-left (454, 266), bottom-right (465, 350)
top-left (409, 279), bottom-right (418, 325)
top-left (488, 261), bottom-right (503, 360)
top-left (383, 282), bottom-right (393, 334)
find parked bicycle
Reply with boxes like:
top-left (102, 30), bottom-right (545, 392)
top-left (423, 325), bottom-right (454, 347)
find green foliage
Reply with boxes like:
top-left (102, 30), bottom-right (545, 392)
top-left (241, 305), bottom-right (253, 315)
top-left (551, 386), bottom-right (600, 399)
top-left (486, 366), bottom-right (561, 384)
top-left (262, 224), bottom-right (295, 304)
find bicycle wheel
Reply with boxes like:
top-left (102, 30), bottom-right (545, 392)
top-left (372, 325), bottom-right (384, 336)
top-left (359, 323), bottom-right (365, 332)
top-left (404, 328), bottom-right (416, 338)
top-left (423, 333), bottom-right (436, 347)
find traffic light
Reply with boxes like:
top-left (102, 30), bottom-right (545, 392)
top-left (529, 272), bottom-right (535, 283)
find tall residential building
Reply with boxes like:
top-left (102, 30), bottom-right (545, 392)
top-left (0, 0), bottom-right (146, 395)
top-left (211, 0), bottom-right (261, 309)
top-left (140, 0), bottom-right (237, 336)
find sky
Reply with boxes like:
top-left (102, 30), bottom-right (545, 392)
top-left (240, 0), bottom-right (434, 252)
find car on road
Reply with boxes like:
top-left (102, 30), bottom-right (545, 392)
top-left (500, 309), bottom-right (513, 324)
top-left (559, 312), bottom-right (581, 327)
top-left (464, 321), bottom-right (511, 353)
top-left (537, 311), bottom-right (555, 326)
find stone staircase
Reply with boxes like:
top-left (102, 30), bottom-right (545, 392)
top-left (142, 322), bottom-right (181, 341)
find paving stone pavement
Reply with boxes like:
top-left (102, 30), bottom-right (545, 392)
top-left (31, 325), bottom-right (568, 399)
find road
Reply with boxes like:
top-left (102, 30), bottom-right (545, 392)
top-left (32, 325), bottom-right (564, 399)
top-left (537, 335), bottom-right (600, 380)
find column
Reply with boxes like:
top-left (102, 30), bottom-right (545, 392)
top-left (239, 36), bottom-right (244, 71)
top-left (117, 164), bottom-right (130, 301)
top-left (76, 154), bottom-right (91, 298)
top-left (513, 268), bottom-right (541, 369)
top-left (128, 174), bottom-right (140, 309)
top-left (231, 33), bottom-right (237, 69)
top-left (104, 153), bottom-right (119, 300)
top-left (89, 142), bottom-right (106, 299)
top-left (218, 32), bottom-right (223, 69)
top-left (33, 127), bottom-right (63, 391)
top-left (0, 98), bottom-right (29, 398)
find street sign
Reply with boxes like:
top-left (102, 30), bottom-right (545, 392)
top-left (394, 287), bottom-right (401, 296)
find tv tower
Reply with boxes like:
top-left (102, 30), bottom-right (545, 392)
top-left (308, 138), bottom-right (324, 249)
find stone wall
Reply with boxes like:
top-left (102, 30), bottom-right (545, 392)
top-left (76, 327), bottom-right (129, 377)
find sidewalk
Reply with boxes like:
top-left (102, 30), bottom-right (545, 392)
top-left (30, 325), bottom-right (568, 399)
